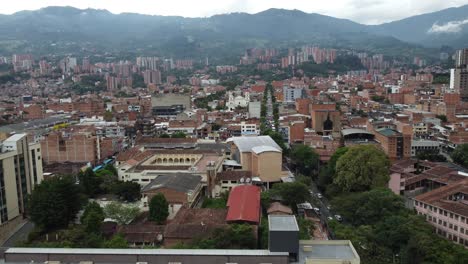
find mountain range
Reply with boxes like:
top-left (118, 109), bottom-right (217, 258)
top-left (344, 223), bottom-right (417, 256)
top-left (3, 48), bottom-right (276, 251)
top-left (0, 5), bottom-right (467, 57)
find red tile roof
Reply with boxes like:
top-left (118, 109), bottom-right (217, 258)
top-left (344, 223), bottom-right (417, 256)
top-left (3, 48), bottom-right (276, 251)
top-left (226, 185), bottom-right (260, 224)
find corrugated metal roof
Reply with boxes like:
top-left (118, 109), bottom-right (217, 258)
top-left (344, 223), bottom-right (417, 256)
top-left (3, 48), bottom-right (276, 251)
top-left (226, 185), bottom-right (260, 224)
top-left (252, 146), bottom-right (281, 154)
top-left (341, 128), bottom-right (373, 136)
top-left (230, 136), bottom-right (281, 152)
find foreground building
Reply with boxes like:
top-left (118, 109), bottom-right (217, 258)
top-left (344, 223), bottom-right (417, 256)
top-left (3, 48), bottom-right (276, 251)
top-left (0, 133), bottom-right (43, 243)
top-left (4, 215), bottom-right (360, 264)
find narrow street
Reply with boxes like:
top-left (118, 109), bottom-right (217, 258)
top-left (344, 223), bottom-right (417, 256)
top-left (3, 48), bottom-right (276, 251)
top-left (308, 178), bottom-right (336, 239)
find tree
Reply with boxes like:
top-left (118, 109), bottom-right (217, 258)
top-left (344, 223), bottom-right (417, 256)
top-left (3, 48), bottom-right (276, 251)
top-left (334, 145), bottom-right (390, 193)
top-left (103, 233), bottom-right (128, 248)
top-left (171, 132), bottom-right (187, 138)
top-left (28, 175), bottom-right (81, 230)
top-left (104, 202), bottom-right (140, 225)
top-left (451, 144), bottom-right (468, 168)
top-left (81, 202), bottom-right (105, 233)
top-left (112, 181), bottom-right (141, 202)
top-left (272, 182), bottom-right (310, 210)
top-left (79, 168), bottom-right (102, 197)
top-left (264, 131), bottom-right (287, 153)
top-left (104, 164), bottom-right (118, 176)
top-left (219, 224), bottom-right (256, 249)
top-left (331, 188), bottom-right (407, 226)
top-left (290, 145), bottom-right (319, 175)
top-left (317, 147), bottom-right (348, 191)
top-left (159, 133), bottom-right (170, 138)
top-left (149, 194), bottom-right (169, 224)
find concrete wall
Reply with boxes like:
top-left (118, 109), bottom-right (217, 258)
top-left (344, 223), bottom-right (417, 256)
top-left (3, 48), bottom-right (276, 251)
top-left (5, 251), bottom-right (289, 264)
top-left (256, 152), bottom-right (282, 182)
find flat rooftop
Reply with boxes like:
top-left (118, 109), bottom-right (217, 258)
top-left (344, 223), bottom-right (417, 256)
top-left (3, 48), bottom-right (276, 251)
top-left (5, 247), bottom-right (288, 256)
top-left (294, 240), bottom-right (360, 264)
top-left (269, 215), bottom-right (299, 231)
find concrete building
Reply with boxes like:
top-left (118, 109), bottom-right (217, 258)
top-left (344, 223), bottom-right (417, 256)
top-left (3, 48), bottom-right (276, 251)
top-left (228, 136), bottom-right (285, 185)
top-left (143, 70), bottom-right (162, 85)
top-left (0, 134), bottom-right (43, 244)
top-left (116, 139), bottom-right (226, 187)
top-left (411, 140), bottom-right (441, 157)
top-left (414, 178), bottom-right (468, 247)
top-left (226, 91), bottom-right (250, 111)
top-left (248, 101), bottom-right (262, 118)
top-left (450, 48), bottom-right (468, 101)
top-left (283, 86), bottom-right (306, 103)
top-left (373, 128), bottom-right (411, 160)
top-left (151, 94), bottom-right (191, 118)
top-left (141, 173), bottom-right (203, 213)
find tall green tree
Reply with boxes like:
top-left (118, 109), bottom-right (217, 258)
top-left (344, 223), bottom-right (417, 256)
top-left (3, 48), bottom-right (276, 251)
top-left (334, 145), bottom-right (390, 193)
top-left (317, 147), bottom-right (348, 191)
top-left (149, 194), bottom-right (169, 224)
top-left (451, 144), bottom-right (468, 168)
top-left (290, 145), bottom-right (319, 175)
top-left (79, 168), bottom-right (102, 197)
top-left (81, 202), bottom-right (105, 233)
top-left (272, 182), bottom-right (310, 210)
top-left (104, 202), bottom-right (140, 225)
top-left (112, 181), bottom-right (141, 202)
top-left (103, 233), bottom-right (129, 248)
top-left (28, 175), bottom-right (81, 230)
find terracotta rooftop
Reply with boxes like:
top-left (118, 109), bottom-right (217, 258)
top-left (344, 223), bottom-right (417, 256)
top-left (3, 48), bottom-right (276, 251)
top-left (415, 179), bottom-right (468, 217)
top-left (164, 207), bottom-right (228, 239)
top-left (217, 171), bottom-right (252, 181)
top-left (267, 202), bottom-right (293, 215)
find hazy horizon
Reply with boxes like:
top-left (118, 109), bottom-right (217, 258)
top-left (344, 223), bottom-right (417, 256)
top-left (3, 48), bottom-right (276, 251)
top-left (1, 0), bottom-right (468, 25)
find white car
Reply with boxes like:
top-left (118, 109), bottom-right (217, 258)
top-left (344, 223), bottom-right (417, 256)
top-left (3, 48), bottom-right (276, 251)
top-left (327, 216), bottom-right (333, 221)
top-left (335, 215), bottom-right (342, 221)
top-left (317, 193), bottom-right (323, 199)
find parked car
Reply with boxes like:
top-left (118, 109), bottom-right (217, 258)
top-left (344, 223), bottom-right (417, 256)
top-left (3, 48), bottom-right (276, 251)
top-left (317, 193), bottom-right (323, 199)
top-left (327, 216), bottom-right (333, 221)
top-left (334, 215), bottom-right (342, 221)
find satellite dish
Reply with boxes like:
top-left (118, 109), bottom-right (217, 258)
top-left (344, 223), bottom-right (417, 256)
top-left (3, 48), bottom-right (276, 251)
top-left (246, 178), bottom-right (251, 183)
top-left (240, 177), bottom-right (245, 183)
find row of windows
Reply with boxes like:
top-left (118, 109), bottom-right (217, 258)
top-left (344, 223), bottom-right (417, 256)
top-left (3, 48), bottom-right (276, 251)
top-left (415, 201), bottom-right (467, 224)
top-left (425, 214), bottom-right (468, 235)
top-left (437, 228), bottom-right (468, 247)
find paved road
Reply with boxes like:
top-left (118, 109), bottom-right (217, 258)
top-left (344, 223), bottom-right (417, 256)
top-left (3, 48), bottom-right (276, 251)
top-left (2, 221), bottom-right (34, 247)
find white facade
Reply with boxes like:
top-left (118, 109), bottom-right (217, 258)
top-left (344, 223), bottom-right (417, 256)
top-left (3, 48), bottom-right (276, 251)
top-left (226, 92), bottom-right (250, 111)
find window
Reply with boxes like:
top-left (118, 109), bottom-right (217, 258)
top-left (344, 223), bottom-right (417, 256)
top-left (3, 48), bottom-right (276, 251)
top-left (449, 223), bottom-right (453, 229)
top-left (461, 228), bottom-right (465, 234)
top-left (454, 226), bottom-right (458, 231)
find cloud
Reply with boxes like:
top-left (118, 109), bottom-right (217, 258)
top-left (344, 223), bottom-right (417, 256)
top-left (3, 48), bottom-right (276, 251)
top-left (428, 18), bottom-right (468, 33)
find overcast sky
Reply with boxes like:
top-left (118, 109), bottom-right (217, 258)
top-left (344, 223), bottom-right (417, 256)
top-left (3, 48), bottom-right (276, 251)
top-left (1, 0), bottom-right (468, 25)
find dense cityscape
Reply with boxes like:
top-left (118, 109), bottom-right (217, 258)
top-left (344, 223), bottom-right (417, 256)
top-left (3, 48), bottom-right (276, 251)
top-left (0, 2), bottom-right (468, 264)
